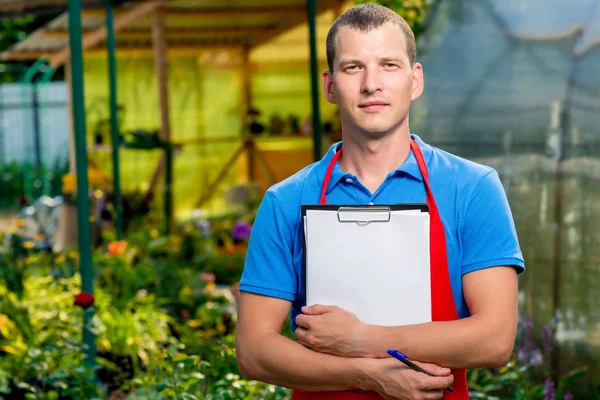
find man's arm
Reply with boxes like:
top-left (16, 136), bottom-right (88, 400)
top-left (235, 291), bottom-right (455, 396)
top-left (236, 292), bottom-right (365, 391)
top-left (296, 266), bottom-right (518, 369)
top-left (363, 266), bottom-right (518, 368)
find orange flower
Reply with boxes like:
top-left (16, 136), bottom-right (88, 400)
top-left (87, 168), bottom-right (105, 187)
top-left (62, 174), bottom-right (77, 194)
top-left (108, 240), bottom-right (127, 256)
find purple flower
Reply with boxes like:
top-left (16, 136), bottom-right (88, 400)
top-left (563, 394), bottom-right (574, 400)
top-left (231, 221), bottom-right (252, 241)
top-left (523, 314), bottom-right (534, 331)
top-left (544, 378), bottom-right (555, 400)
top-left (199, 220), bottom-right (210, 230)
top-left (518, 313), bottom-right (537, 365)
top-left (542, 324), bottom-right (553, 355)
top-left (198, 220), bottom-right (211, 238)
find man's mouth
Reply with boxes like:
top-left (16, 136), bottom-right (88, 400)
top-left (358, 101), bottom-right (389, 112)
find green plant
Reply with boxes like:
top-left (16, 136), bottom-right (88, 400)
top-left (0, 277), bottom-right (103, 399)
top-left (467, 314), bottom-right (590, 399)
top-left (0, 252), bottom-right (25, 297)
top-left (121, 340), bottom-right (290, 400)
top-left (93, 242), bottom-right (158, 311)
top-left (204, 251), bottom-right (245, 285)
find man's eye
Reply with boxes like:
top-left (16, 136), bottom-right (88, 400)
top-left (345, 65), bottom-right (359, 71)
top-left (384, 63), bottom-right (399, 69)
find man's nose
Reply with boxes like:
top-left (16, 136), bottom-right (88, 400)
top-left (361, 68), bottom-right (383, 94)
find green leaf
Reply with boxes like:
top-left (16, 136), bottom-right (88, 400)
top-left (559, 367), bottom-right (588, 385)
top-left (190, 372), bottom-right (205, 380)
top-left (148, 237), bottom-right (169, 250)
top-left (46, 390), bottom-right (59, 400)
top-left (172, 352), bottom-right (188, 362)
top-left (156, 383), bottom-right (170, 392)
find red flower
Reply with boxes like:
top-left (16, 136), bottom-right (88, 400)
top-left (179, 308), bottom-right (191, 320)
top-left (74, 291), bottom-right (95, 309)
top-left (201, 272), bottom-right (216, 282)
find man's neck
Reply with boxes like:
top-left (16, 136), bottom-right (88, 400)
top-left (338, 126), bottom-right (411, 194)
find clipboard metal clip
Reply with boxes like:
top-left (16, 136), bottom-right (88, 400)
top-left (337, 206), bottom-right (391, 224)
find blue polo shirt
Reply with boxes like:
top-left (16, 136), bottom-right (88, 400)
top-left (240, 134), bottom-right (524, 329)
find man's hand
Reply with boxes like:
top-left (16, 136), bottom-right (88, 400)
top-left (294, 304), bottom-right (371, 357)
top-left (360, 358), bottom-right (454, 400)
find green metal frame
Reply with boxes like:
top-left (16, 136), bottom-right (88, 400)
top-left (105, 0), bottom-right (123, 239)
top-left (307, 0), bottom-right (322, 162)
top-left (67, 0), bottom-right (96, 368)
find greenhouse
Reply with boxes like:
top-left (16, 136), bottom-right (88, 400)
top-left (0, 0), bottom-right (598, 398)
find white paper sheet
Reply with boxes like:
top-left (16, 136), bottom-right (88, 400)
top-left (304, 208), bottom-right (431, 326)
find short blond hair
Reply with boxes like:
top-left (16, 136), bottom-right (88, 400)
top-left (326, 3), bottom-right (416, 72)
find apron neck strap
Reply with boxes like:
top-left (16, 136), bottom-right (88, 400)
top-left (319, 139), bottom-right (434, 206)
top-left (410, 139), bottom-right (439, 217)
top-left (319, 146), bottom-right (342, 204)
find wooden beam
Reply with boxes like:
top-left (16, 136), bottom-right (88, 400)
top-left (85, 45), bottom-right (245, 56)
top-left (48, 0), bottom-right (165, 68)
top-left (144, 6), bottom-right (172, 211)
top-left (82, 7), bottom-right (307, 19)
top-left (40, 27), bottom-right (276, 40)
top-left (241, 45), bottom-right (252, 109)
top-left (250, 1), bottom-right (337, 48)
top-left (0, 51), bottom-right (51, 61)
top-left (152, 8), bottom-right (171, 143)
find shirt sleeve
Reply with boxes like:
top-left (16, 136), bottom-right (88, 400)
top-left (460, 170), bottom-right (525, 276)
top-left (239, 191), bottom-right (297, 301)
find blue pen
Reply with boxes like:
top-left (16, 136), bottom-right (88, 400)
top-left (387, 349), bottom-right (455, 393)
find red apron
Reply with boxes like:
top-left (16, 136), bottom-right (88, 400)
top-left (292, 139), bottom-right (469, 400)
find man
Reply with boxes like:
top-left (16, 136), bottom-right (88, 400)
top-left (236, 4), bottom-right (524, 400)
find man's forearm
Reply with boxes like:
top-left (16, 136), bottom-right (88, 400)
top-left (237, 330), bottom-right (371, 392)
top-left (364, 315), bottom-right (515, 369)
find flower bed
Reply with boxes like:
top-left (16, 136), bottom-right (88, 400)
top-left (0, 213), bottom-right (593, 399)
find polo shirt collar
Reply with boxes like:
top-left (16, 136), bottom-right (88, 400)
top-left (316, 134), bottom-right (432, 195)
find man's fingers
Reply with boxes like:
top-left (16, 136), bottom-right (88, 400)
top-left (301, 304), bottom-right (336, 315)
top-left (413, 361), bottom-right (451, 376)
top-left (294, 329), bottom-right (314, 349)
top-left (295, 314), bottom-right (311, 328)
top-left (295, 326), bottom-right (309, 341)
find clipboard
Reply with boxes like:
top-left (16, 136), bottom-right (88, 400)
top-left (302, 204), bottom-right (431, 326)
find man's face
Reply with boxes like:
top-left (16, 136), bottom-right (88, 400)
top-left (322, 23), bottom-right (423, 137)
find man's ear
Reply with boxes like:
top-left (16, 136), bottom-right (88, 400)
top-left (410, 63), bottom-right (424, 101)
top-left (322, 70), bottom-right (337, 104)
